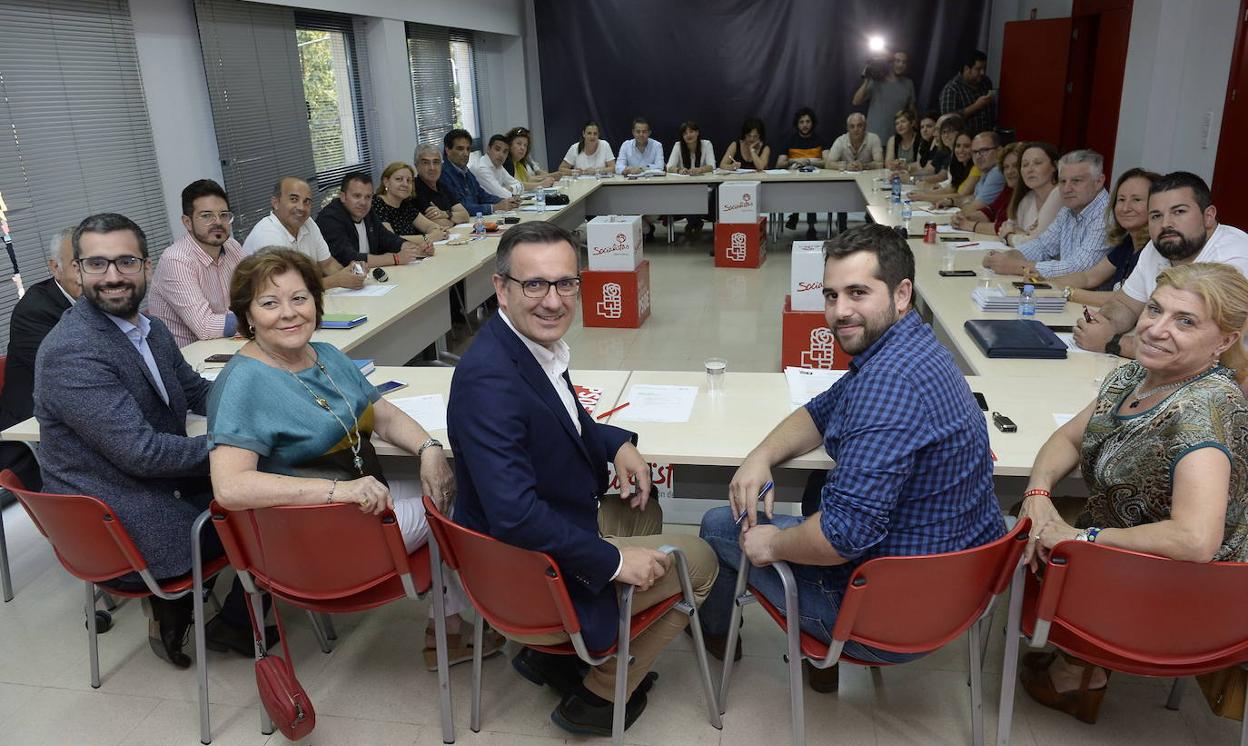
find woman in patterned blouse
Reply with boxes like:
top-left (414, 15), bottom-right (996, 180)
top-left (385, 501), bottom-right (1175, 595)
top-left (1017, 262), bottom-right (1248, 724)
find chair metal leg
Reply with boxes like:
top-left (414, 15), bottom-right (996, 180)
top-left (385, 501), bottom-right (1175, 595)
top-left (0, 498), bottom-right (13, 602)
top-left (192, 510), bottom-right (213, 744)
top-left (968, 619), bottom-right (985, 746)
top-left (1165, 677), bottom-right (1185, 710)
top-left (995, 563), bottom-right (1026, 746)
top-left (1240, 678), bottom-right (1248, 746)
top-left (320, 613), bottom-right (337, 641)
top-left (429, 541), bottom-right (455, 744)
top-left (718, 550), bottom-right (753, 713)
top-left (612, 585), bottom-right (634, 746)
top-left (85, 581), bottom-right (101, 689)
top-left (470, 614), bottom-right (484, 733)
top-left (775, 563), bottom-right (805, 746)
top-left (660, 545), bottom-right (722, 728)
top-left (307, 610), bottom-right (332, 654)
top-left (250, 593), bottom-right (274, 736)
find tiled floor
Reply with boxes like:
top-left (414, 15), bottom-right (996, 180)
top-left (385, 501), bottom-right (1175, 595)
top-left (1, 229), bottom-right (1242, 744)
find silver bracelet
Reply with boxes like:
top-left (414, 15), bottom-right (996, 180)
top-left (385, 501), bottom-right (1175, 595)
top-left (417, 437), bottom-right (444, 460)
top-left (326, 478), bottom-right (338, 504)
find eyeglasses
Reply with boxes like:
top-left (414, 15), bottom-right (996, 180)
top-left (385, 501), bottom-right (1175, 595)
top-left (77, 256), bottom-right (144, 275)
top-left (193, 210), bottom-right (234, 224)
top-left (504, 274), bottom-right (582, 298)
top-left (971, 147), bottom-right (997, 157)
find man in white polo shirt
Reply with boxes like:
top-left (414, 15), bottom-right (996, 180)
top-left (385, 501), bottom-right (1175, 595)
top-left (241, 176), bottom-right (363, 290)
top-left (1075, 171), bottom-right (1248, 357)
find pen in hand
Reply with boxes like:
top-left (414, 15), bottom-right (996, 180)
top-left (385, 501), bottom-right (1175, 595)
top-left (1082, 306), bottom-right (1095, 323)
top-left (735, 480), bottom-right (775, 527)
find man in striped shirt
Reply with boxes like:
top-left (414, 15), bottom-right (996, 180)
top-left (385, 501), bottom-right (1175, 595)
top-left (148, 179), bottom-right (244, 348)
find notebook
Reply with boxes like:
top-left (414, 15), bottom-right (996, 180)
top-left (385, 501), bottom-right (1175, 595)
top-left (964, 319), bottom-right (1068, 359)
top-left (320, 313), bottom-right (367, 330)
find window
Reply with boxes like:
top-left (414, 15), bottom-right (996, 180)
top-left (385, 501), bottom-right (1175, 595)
top-left (407, 24), bottom-right (481, 150)
top-left (295, 12), bottom-right (372, 192)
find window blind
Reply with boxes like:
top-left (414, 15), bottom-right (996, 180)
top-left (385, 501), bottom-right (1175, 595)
top-left (193, 0), bottom-right (315, 237)
top-left (0, 0), bottom-right (170, 349)
top-left (294, 9), bottom-right (373, 196)
top-left (406, 23), bottom-right (482, 151)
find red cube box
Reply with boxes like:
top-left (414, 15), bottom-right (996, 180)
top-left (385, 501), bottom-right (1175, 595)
top-left (781, 295), bottom-right (851, 370)
top-left (714, 217), bottom-right (768, 268)
top-left (581, 260), bottom-right (651, 328)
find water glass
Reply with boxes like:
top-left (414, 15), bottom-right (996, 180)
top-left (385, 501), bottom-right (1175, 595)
top-left (704, 357), bottom-right (727, 396)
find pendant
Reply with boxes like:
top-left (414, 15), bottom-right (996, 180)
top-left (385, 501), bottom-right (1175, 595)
top-left (315, 396), bottom-right (330, 411)
top-left (353, 455), bottom-right (364, 473)
top-left (1129, 400), bottom-right (1140, 409)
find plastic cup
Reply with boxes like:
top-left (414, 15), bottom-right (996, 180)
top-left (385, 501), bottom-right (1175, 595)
top-left (704, 357), bottom-right (727, 396)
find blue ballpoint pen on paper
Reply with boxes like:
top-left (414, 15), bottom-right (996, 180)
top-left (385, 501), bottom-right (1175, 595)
top-left (735, 480), bottom-right (775, 526)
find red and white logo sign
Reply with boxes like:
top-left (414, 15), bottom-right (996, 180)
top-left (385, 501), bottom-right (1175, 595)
top-left (606, 462), bottom-right (675, 500)
top-left (573, 385), bottom-right (604, 414)
top-left (800, 327), bottom-right (838, 369)
top-left (597, 282), bottom-right (623, 319)
top-left (728, 232), bottom-right (748, 262)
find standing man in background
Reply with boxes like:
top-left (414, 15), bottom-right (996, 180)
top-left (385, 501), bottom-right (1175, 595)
top-left (939, 50), bottom-right (996, 136)
top-left (852, 51), bottom-right (917, 144)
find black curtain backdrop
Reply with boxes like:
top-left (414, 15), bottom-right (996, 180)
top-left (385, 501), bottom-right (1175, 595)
top-left (534, 0), bottom-right (991, 170)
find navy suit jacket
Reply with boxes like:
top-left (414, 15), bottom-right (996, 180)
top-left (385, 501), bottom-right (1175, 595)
top-left (315, 198), bottom-right (405, 268)
top-left (448, 313), bottom-right (634, 651)
top-left (34, 298), bottom-right (213, 578)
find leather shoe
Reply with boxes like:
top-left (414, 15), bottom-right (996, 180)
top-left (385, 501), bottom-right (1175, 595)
top-left (204, 614), bottom-right (279, 657)
top-left (511, 648), bottom-right (588, 697)
top-left (145, 597), bottom-right (192, 669)
top-left (804, 659), bottom-right (839, 693)
top-left (551, 688), bottom-right (648, 736)
top-left (685, 624), bottom-right (743, 662)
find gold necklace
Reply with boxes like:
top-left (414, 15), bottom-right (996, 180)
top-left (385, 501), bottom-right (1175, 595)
top-left (257, 342), bottom-right (364, 475)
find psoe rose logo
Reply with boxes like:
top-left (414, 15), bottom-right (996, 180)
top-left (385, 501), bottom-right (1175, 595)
top-left (727, 232), bottom-right (747, 262)
top-left (800, 327), bottom-right (837, 369)
top-left (597, 282), bottom-right (623, 319)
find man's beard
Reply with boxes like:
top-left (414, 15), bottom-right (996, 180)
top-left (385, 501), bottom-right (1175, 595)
top-left (831, 300), bottom-right (900, 355)
top-left (85, 277), bottom-right (145, 319)
top-left (1155, 228), bottom-right (1208, 261)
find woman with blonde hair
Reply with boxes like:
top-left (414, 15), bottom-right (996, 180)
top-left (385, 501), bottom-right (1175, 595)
top-left (372, 161), bottom-right (448, 242)
top-left (1017, 261), bottom-right (1248, 724)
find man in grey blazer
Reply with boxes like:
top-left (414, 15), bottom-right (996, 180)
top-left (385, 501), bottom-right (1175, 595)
top-left (34, 213), bottom-right (266, 668)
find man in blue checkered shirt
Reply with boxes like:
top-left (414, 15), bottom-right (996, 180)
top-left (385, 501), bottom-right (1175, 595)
top-left (698, 224), bottom-right (1006, 691)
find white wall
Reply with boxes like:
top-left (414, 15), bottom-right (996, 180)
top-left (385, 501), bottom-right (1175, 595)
top-left (252, 0), bottom-right (524, 35)
top-left (131, 0), bottom-right (224, 239)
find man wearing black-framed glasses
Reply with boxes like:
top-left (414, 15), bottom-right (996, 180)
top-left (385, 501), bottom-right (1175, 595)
top-left (148, 179), bottom-right (246, 347)
top-left (447, 221), bottom-right (718, 735)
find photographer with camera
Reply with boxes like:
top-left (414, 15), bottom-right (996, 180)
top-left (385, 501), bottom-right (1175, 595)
top-left (852, 51), bottom-right (916, 144)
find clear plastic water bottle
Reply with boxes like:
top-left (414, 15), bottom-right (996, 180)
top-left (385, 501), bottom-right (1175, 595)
top-left (1018, 283), bottom-right (1037, 319)
top-left (536, 188), bottom-right (546, 210)
top-left (890, 174), bottom-right (902, 205)
top-left (900, 199), bottom-right (913, 234)
top-left (473, 212), bottom-right (485, 236)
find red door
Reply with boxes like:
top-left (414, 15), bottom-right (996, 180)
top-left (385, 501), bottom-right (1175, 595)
top-left (999, 18), bottom-right (1072, 144)
top-left (1212, 0), bottom-right (1248, 228)
top-left (1063, 0), bottom-right (1133, 176)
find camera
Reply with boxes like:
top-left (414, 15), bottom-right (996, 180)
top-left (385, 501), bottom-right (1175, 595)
top-left (863, 56), bottom-right (891, 81)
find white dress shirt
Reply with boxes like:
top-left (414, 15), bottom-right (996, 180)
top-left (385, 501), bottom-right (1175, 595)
top-left (614, 139), bottom-right (664, 174)
top-left (472, 158), bottom-right (523, 199)
top-left (107, 313), bottom-right (169, 405)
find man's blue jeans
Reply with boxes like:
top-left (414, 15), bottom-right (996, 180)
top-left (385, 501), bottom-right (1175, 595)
top-left (698, 506), bottom-right (922, 665)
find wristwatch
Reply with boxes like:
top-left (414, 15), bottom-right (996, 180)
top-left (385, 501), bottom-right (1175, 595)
top-left (1105, 334), bottom-right (1123, 357)
top-left (1074, 526), bottom-right (1102, 542)
top-left (1062, 286), bottom-right (1073, 301)
top-left (417, 437), bottom-right (443, 459)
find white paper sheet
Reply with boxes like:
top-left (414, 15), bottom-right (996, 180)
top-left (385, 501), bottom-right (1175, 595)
top-left (784, 367), bottom-right (848, 410)
top-left (198, 367), bottom-right (224, 382)
top-left (764, 168), bottom-right (791, 175)
top-left (325, 284), bottom-right (396, 298)
top-left (1055, 332), bottom-right (1094, 354)
top-left (937, 224), bottom-right (971, 234)
top-left (1053, 413), bottom-right (1076, 427)
top-left (951, 240), bottom-right (1008, 251)
top-left (614, 385), bottom-right (699, 423)
top-left (389, 394), bottom-right (448, 432)
top-left (519, 205), bottom-right (564, 212)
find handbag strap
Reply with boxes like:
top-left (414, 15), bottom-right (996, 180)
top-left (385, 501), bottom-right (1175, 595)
top-left (244, 510), bottom-right (297, 668)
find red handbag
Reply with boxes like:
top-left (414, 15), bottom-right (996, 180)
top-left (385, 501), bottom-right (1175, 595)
top-left (246, 513), bottom-right (316, 741)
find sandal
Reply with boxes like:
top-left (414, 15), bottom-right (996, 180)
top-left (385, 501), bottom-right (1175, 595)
top-left (1020, 652), bottom-right (1110, 724)
top-left (424, 626), bottom-right (505, 671)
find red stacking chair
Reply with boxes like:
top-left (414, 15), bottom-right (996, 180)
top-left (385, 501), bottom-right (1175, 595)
top-left (719, 518), bottom-right (1031, 746)
top-left (210, 500), bottom-right (456, 744)
top-left (421, 494), bottom-right (723, 746)
top-left (0, 469), bottom-right (227, 744)
top-left (997, 540), bottom-right (1248, 746)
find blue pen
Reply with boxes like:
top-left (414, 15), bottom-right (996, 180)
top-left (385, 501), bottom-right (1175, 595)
top-left (735, 480), bottom-right (775, 526)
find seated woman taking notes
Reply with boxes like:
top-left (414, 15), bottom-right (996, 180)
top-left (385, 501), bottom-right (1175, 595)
top-left (207, 248), bottom-right (504, 670)
top-left (559, 121), bottom-right (615, 175)
top-left (720, 117), bottom-right (771, 171)
top-left (1016, 262), bottom-right (1248, 725)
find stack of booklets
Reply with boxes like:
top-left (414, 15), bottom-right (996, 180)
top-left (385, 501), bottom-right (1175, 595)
top-left (971, 286), bottom-right (1066, 314)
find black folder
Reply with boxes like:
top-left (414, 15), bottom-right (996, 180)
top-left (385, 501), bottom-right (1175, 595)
top-left (963, 319), bottom-right (1068, 359)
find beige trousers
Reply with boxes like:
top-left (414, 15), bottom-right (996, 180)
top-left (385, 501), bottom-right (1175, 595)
top-left (508, 496), bottom-right (718, 701)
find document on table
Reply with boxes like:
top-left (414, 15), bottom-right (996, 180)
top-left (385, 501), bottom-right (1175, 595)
top-left (614, 385), bottom-right (699, 423)
top-left (937, 224), bottom-right (971, 234)
top-left (389, 395), bottom-right (447, 432)
top-left (784, 366), bottom-right (847, 410)
top-left (326, 284), bottom-right (396, 298)
top-left (764, 168), bottom-right (791, 175)
top-left (520, 205), bottom-right (564, 212)
top-left (951, 240), bottom-right (1008, 251)
top-left (1055, 332), bottom-right (1094, 354)
top-left (1052, 413), bottom-right (1076, 427)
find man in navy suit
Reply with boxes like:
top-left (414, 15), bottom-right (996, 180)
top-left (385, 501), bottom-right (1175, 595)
top-left (448, 221), bottom-right (716, 736)
top-left (34, 213), bottom-right (265, 669)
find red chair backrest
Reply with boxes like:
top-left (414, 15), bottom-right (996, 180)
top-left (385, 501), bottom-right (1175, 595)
top-left (422, 495), bottom-right (582, 639)
top-left (0, 468), bottom-right (148, 582)
top-left (831, 518), bottom-right (1031, 655)
top-left (210, 500), bottom-right (421, 602)
top-left (0, 354), bottom-right (8, 395)
top-left (1036, 540), bottom-right (1248, 667)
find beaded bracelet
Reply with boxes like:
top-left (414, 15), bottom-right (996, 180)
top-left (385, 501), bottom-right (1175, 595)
top-left (326, 478), bottom-right (338, 504)
top-left (1022, 488), bottom-right (1051, 498)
